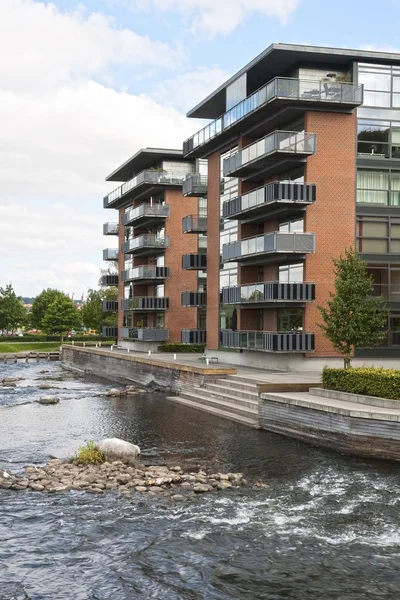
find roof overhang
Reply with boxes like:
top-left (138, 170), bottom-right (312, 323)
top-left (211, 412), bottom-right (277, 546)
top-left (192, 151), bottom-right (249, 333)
top-left (106, 148), bottom-right (186, 182)
top-left (187, 43), bottom-right (400, 119)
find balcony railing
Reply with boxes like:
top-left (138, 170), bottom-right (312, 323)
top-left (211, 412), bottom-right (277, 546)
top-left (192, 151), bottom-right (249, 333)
top-left (181, 330), bottom-right (206, 344)
top-left (103, 222), bottom-right (119, 236)
top-left (182, 253), bottom-right (207, 270)
top-left (223, 182), bottom-right (316, 221)
top-left (182, 173), bottom-right (208, 197)
top-left (103, 248), bottom-right (118, 261)
top-left (183, 77), bottom-right (363, 157)
top-left (100, 274), bottom-right (118, 287)
top-left (182, 214), bottom-right (208, 234)
top-left (102, 301), bottom-right (118, 312)
top-left (181, 291), bottom-right (207, 307)
top-left (222, 232), bottom-right (315, 264)
top-left (222, 282), bottom-right (315, 304)
top-left (121, 266), bottom-right (170, 283)
top-left (121, 327), bottom-right (169, 342)
top-left (122, 235), bottom-right (170, 255)
top-left (223, 131), bottom-right (316, 179)
top-left (102, 326), bottom-right (118, 338)
top-left (121, 297), bottom-right (169, 311)
top-left (104, 169), bottom-right (190, 208)
top-left (121, 204), bottom-right (170, 227)
top-left (221, 330), bottom-right (315, 352)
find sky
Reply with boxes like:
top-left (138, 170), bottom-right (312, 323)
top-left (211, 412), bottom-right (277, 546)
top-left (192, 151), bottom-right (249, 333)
top-left (1, 0), bottom-right (400, 298)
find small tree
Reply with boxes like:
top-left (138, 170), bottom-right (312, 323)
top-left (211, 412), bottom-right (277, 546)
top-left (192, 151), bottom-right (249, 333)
top-left (0, 284), bottom-right (27, 334)
top-left (319, 247), bottom-right (389, 368)
top-left (31, 289), bottom-right (66, 329)
top-left (41, 295), bottom-right (82, 341)
top-left (81, 287), bottom-right (118, 333)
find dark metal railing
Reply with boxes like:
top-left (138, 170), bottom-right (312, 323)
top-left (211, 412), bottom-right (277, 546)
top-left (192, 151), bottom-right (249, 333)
top-left (121, 297), bottom-right (169, 311)
top-left (120, 327), bottom-right (169, 342)
top-left (122, 234), bottom-right (170, 254)
top-left (182, 173), bottom-right (208, 197)
top-left (182, 214), bottom-right (208, 233)
top-left (121, 204), bottom-right (170, 227)
top-left (181, 330), bottom-right (206, 344)
top-left (182, 253), bottom-right (207, 270)
top-left (100, 274), bottom-right (118, 287)
top-left (221, 330), bottom-right (315, 352)
top-left (222, 282), bottom-right (315, 304)
top-left (102, 301), bottom-right (118, 312)
top-left (121, 266), bottom-right (170, 282)
top-left (102, 327), bottom-right (118, 337)
top-left (181, 291), bottom-right (207, 307)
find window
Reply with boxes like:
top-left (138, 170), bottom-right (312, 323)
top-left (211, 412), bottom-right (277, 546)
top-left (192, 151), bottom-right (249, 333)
top-left (357, 216), bottom-right (400, 254)
top-left (279, 263), bottom-right (304, 283)
top-left (359, 63), bottom-right (400, 109)
top-left (279, 218), bottom-right (304, 233)
top-left (278, 308), bottom-right (303, 331)
top-left (357, 169), bottom-right (400, 206)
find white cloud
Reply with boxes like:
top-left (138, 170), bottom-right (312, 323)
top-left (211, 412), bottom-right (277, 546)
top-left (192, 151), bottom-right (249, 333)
top-left (132, 0), bottom-right (301, 36)
top-left (0, 0), bottom-right (203, 297)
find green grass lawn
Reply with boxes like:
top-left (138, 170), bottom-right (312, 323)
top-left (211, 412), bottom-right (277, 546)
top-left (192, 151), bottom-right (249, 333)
top-left (0, 342), bottom-right (62, 353)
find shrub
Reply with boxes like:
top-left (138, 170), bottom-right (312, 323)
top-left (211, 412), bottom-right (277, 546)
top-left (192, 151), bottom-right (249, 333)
top-left (322, 366), bottom-right (400, 400)
top-left (71, 441), bottom-right (105, 465)
top-left (0, 334), bottom-right (114, 342)
top-left (158, 343), bottom-right (205, 353)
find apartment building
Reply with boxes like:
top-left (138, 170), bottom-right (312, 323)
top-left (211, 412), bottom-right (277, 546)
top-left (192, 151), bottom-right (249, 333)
top-left (182, 43), bottom-right (400, 367)
top-left (103, 148), bottom-right (206, 349)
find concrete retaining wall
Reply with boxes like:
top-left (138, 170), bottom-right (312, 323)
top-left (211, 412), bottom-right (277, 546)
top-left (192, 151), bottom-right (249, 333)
top-left (61, 346), bottom-right (236, 393)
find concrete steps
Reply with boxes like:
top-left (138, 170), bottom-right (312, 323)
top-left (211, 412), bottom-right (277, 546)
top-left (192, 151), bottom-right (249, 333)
top-left (205, 382), bottom-right (259, 403)
top-left (166, 394), bottom-right (259, 428)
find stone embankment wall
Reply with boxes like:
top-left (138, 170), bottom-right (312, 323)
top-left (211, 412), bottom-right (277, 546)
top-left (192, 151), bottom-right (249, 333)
top-left (61, 346), bottom-right (236, 393)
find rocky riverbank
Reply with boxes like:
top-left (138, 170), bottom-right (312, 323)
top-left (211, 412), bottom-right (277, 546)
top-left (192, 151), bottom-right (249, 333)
top-left (0, 459), bottom-right (251, 498)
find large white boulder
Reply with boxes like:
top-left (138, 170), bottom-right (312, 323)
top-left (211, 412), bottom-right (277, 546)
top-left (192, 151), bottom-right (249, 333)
top-left (97, 438), bottom-right (141, 464)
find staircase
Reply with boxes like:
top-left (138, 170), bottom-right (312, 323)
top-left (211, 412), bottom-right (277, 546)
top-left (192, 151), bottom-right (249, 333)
top-left (167, 375), bottom-right (259, 427)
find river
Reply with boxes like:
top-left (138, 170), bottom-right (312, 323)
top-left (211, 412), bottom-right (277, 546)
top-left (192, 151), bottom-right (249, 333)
top-left (0, 361), bottom-right (399, 599)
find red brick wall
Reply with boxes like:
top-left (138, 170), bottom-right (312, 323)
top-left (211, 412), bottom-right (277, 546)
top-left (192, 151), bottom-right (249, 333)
top-left (117, 208), bottom-right (125, 338)
top-left (304, 110), bottom-right (357, 357)
top-left (206, 151), bottom-right (221, 350)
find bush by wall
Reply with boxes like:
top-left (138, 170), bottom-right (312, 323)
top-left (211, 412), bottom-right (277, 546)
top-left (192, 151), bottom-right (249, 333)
top-left (158, 343), bottom-right (205, 353)
top-left (322, 366), bottom-right (400, 400)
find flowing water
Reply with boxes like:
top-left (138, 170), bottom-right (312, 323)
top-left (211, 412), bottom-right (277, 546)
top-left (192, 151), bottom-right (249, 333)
top-left (0, 361), bottom-right (399, 600)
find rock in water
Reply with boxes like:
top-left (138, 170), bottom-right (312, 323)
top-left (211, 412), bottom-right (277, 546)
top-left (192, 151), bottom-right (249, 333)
top-left (97, 438), bottom-right (141, 464)
top-left (38, 397), bottom-right (60, 405)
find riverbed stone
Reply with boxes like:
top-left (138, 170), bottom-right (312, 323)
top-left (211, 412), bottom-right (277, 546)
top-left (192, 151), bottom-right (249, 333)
top-left (38, 397), bottom-right (60, 405)
top-left (193, 484), bottom-right (213, 493)
top-left (217, 481), bottom-right (232, 491)
top-left (29, 483), bottom-right (45, 491)
top-left (97, 438), bottom-right (141, 464)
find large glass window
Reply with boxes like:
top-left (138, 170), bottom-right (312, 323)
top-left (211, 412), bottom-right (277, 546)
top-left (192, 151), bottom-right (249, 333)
top-left (357, 169), bottom-right (400, 205)
top-left (279, 263), bottom-right (304, 283)
top-left (278, 308), bottom-right (303, 331)
top-left (357, 216), bottom-right (400, 254)
top-left (359, 63), bottom-right (400, 109)
top-left (279, 218), bottom-right (304, 233)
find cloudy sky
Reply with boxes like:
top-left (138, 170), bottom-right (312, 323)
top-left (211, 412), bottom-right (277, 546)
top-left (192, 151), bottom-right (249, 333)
top-left (1, 0), bottom-right (399, 298)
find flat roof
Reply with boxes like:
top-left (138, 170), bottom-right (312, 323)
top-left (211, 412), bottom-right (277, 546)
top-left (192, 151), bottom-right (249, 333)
top-left (106, 148), bottom-right (186, 182)
top-left (187, 43), bottom-right (400, 119)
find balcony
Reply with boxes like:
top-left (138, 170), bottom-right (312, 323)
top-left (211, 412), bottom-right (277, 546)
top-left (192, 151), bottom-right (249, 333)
top-left (103, 248), bottom-right (118, 261)
top-left (222, 282), bottom-right (315, 305)
top-left (223, 182), bottom-right (316, 223)
top-left (104, 169), bottom-right (190, 209)
top-left (182, 173), bottom-right (208, 197)
top-left (181, 291), bottom-right (206, 307)
top-left (121, 297), bottom-right (169, 311)
top-left (102, 326), bottom-right (118, 338)
top-left (182, 253), bottom-right (207, 270)
top-left (183, 77), bottom-right (363, 158)
top-left (181, 329), bottom-right (206, 344)
top-left (222, 232), bottom-right (315, 266)
top-left (102, 301), bottom-right (118, 312)
top-left (121, 327), bottom-right (169, 342)
top-left (182, 214), bottom-right (207, 234)
top-left (221, 330), bottom-right (315, 353)
top-left (121, 204), bottom-right (170, 228)
top-left (121, 266), bottom-right (169, 283)
top-left (100, 274), bottom-right (118, 286)
top-left (223, 131), bottom-right (316, 180)
top-left (103, 222), bottom-right (119, 236)
top-left (122, 234), bottom-right (170, 256)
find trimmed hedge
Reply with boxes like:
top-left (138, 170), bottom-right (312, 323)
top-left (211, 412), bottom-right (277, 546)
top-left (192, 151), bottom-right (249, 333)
top-left (322, 366), bottom-right (400, 400)
top-left (0, 335), bottom-right (114, 342)
top-left (158, 343), bottom-right (205, 353)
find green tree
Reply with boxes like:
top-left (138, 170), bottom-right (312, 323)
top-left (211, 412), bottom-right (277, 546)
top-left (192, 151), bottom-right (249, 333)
top-left (0, 284), bottom-right (27, 334)
top-left (318, 247), bottom-right (389, 368)
top-left (31, 289), bottom-right (66, 329)
top-left (81, 287), bottom-right (118, 333)
top-left (41, 295), bottom-right (82, 341)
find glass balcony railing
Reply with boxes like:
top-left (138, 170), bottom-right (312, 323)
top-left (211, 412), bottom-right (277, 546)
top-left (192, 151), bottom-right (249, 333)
top-left (222, 282), bottom-right (315, 304)
top-left (222, 232), bottom-right (315, 263)
top-left (121, 234), bottom-right (170, 255)
top-left (223, 182), bottom-right (316, 220)
top-left (182, 173), bottom-right (208, 197)
top-left (103, 222), bottom-right (119, 236)
top-left (181, 330), bottom-right (206, 344)
top-left (121, 204), bottom-right (170, 227)
top-left (121, 266), bottom-right (170, 283)
top-left (182, 214), bottom-right (208, 233)
top-left (121, 327), bottom-right (169, 342)
top-left (102, 327), bottom-right (118, 338)
top-left (104, 170), bottom-right (190, 207)
top-left (181, 291), bottom-right (207, 307)
top-left (182, 253), bottom-right (207, 270)
top-left (223, 131), bottom-right (316, 178)
top-left (121, 297), bottom-right (169, 311)
top-left (102, 301), bottom-right (118, 312)
top-left (100, 274), bottom-right (118, 286)
top-left (221, 330), bottom-right (315, 352)
top-left (183, 77), bottom-right (363, 156)
top-left (103, 248), bottom-right (118, 261)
